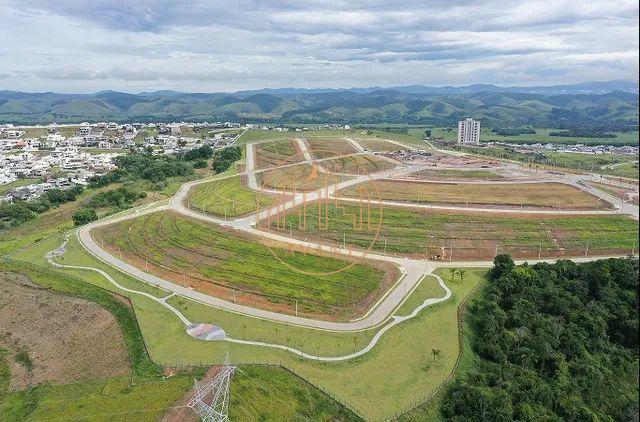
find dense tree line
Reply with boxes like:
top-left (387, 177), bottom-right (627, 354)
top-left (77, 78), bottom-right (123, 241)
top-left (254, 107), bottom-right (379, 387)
top-left (549, 129), bottom-right (617, 138)
top-left (212, 146), bottom-right (242, 173)
top-left (441, 255), bottom-right (639, 421)
top-left (86, 187), bottom-right (146, 209)
top-left (88, 154), bottom-right (194, 187)
top-left (491, 127), bottom-right (536, 136)
top-left (72, 186), bottom-right (147, 226)
top-left (0, 185), bottom-right (83, 229)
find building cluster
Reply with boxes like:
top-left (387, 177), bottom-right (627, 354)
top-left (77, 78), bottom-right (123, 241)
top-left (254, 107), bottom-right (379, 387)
top-left (0, 121), bottom-right (244, 203)
top-left (0, 147), bottom-right (122, 202)
top-left (245, 124), bottom-right (351, 132)
top-left (487, 141), bottom-right (639, 156)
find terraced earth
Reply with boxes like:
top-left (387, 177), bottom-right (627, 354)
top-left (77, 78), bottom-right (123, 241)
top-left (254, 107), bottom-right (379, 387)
top-left (341, 181), bottom-right (609, 209)
top-left (266, 202), bottom-right (638, 260)
top-left (322, 154), bottom-right (397, 174)
top-left (92, 211), bottom-right (395, 320)
top-left (258, 163), bottom-right (347, 191)
top-left (254, 139), bottom-right (301, 169)
top-left (305, 138), bottom-right (358, 158)
top-left (186, 175), bottom-right (274, 217)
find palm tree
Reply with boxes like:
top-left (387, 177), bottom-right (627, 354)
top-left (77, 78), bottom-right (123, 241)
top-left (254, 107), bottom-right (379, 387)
top-left (458, 269), bottom-right (467, 283)
top-left (449, 268), bottom-right (458, 282)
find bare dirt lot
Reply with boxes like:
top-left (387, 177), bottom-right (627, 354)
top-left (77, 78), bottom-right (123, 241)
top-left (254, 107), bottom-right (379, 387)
top-left (0, 271), bottom-right (130, 390)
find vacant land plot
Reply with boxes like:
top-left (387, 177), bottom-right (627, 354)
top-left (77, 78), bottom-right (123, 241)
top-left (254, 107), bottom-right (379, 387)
top-left (305, 138), bottom-right (358, 158)
top-left (258, 162), bottom-right (347, 191)
top-left (322, 154), bottom-right (397, 174)
top-left (0, 271), bottom-right (129, 390)
top-left (93, 211), bottom-right (393, 319)
top-left (265, 202), bottom-right (638, 259)
top-left (355, 138), bottom-right (406, 152)
top-left (604, 161), bottom-right (639, 180)
top-left (254, 139), bottom-right (300, 169)
top-left (411, 169), bottom-right (504, 181)
top-left (588, 181), bottom-right (639, 205)
top-left (186, 175), bottom-right (273, 217)
top-left (341, 181), bottom-right (608, 210)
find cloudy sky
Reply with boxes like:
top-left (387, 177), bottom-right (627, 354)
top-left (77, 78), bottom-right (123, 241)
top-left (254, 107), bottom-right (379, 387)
top-left (0, 0), bottom-right (638, 93)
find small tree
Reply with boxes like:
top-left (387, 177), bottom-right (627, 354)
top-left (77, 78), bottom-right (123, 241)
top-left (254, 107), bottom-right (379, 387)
top-left (72, 208), bottom-right (98, 226)
top-left (431, 348), bottom-right (441, 361)
top-left (489, 254), bottom-right (515, 280)
top-left (449, 268), bottom-right (458, 282)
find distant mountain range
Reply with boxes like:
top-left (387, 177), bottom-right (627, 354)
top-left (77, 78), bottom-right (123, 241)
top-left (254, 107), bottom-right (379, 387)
top-left (0, 81), bottom-right (637, 127)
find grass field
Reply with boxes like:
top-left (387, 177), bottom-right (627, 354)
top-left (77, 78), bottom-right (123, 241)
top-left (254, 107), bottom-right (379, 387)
top-left (186, 175), bottom-right (273, 217)
top-left (341, 181), bottom-right (609, 210)
top-left (266, 201), bottom-right (638, 260)
top-left (11, 235), bottom-right (487, 419)
top-left (237, 129), bottom-right (291, 144)
top-left (456, 144), bottom-right (639, 179)
top-left (306, 138), bottom-right (359, 158)
top-left (433, 127), bottom-right (640, 146)
top-left (12, 234), bottom-right (486, 420)
top-left (93, 210), bottom-right (392, 319)
top-left (412, 169), bottom-right (504, 181)
top-left (238, 128), bottom-right (425, 148)
top-left (254, 139), bottom-right (300, 169)
top-left (0, 258), bottom-right (358, 421)
top-left (322, 154), bottom-right (397, 174)
top-left (603, 161), bottom-right (639, 180)
top-left (355, 138), bottom-right (406, 152)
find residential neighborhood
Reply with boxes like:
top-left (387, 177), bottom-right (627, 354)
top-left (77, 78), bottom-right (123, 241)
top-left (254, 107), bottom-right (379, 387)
top-left (0, 121), bottom-right (244, 202)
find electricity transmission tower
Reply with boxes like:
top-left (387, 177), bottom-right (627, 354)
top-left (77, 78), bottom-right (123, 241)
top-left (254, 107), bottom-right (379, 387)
top-left (187, 355), bottom-right (236, 421)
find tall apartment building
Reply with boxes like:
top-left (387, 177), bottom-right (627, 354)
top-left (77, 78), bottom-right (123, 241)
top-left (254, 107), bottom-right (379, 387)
top-left (457, 118), bottom-right (481, 145)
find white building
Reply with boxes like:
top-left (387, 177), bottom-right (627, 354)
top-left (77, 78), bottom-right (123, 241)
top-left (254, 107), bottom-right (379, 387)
top-left (457, 118), bottom-right (481, 145)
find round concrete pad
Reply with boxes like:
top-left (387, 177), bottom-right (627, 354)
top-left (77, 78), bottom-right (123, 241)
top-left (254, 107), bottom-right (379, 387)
top-left (187, 323), bottom-right (227, 340)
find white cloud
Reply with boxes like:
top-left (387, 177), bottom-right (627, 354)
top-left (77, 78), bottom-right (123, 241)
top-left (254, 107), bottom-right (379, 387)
top-left (0, 0), bottom-right (637, 92)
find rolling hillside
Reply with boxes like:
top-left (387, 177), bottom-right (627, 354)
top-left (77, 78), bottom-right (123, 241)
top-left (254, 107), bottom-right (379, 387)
top-left (0, 83), bottom-right (637, 128)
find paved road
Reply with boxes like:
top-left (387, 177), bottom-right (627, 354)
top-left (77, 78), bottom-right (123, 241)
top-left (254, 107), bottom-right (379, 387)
top-left (74, 137), bottom-right (637, 332)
